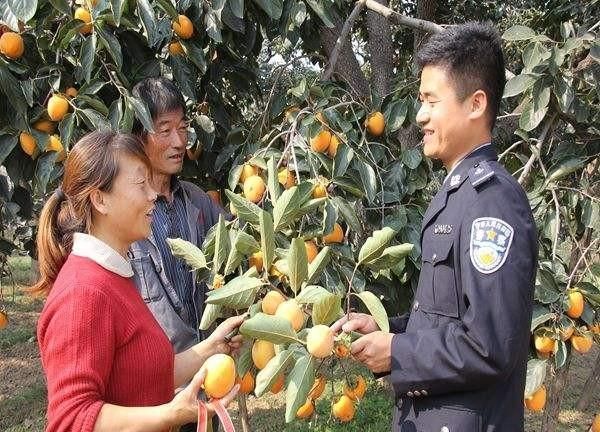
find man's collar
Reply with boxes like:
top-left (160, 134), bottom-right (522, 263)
top-left (444, 144), bottom-right (498, 190)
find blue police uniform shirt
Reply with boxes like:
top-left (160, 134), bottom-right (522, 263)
top-left (387, 144), bottom-right (538, 432)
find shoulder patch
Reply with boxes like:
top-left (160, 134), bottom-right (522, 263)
top-left (469, 161), bottom-right (495, 188)
top-left (470, 217), bottom-right (513, 274)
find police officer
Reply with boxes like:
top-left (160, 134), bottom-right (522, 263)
top-left (332, 22), bottom-right (537, 431)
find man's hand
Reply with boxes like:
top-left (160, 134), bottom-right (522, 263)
top-left (330, 312), bottom-right (380, 335)
top-left (351, 331), bottom-right (394, 373)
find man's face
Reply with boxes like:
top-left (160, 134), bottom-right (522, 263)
top-left (416, 65), bottom-right (472, 168)
top-left (144, 109), bottom-right (188, 176)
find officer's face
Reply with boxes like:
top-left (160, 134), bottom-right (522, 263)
top-left (416, 65), bottom-right (472, 168)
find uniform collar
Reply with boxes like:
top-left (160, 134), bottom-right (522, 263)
top-left (444, 143), bottom-right (497, 190)
top-left (71, 233), bottom-right (134, 277)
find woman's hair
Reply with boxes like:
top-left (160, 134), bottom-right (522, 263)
top-left (29, 131), bottom-right (150, 296)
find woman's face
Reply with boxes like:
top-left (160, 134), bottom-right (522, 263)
top-left (102, 153), bottom-right (157, 246)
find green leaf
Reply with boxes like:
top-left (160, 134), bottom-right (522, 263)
top-left (0, 65), bottom-right (27, 115)
top-left (166, 238), bottom-right (207, 270)
top-left (363, 243), bottom-right (413, 271)
top-left (110, 0), bottom-right (125, 26)
top-left (522, 42), bottom-right (550, 72)
top-left (260, 210), bottom-right (275, 273)
top-left (255, 349), bottom-right (295, 396)
top-left (402, 148), bottom-right (422, 170)
top-left (7, 0), bottom-right (37, 22)
top-left (213, 215), bottom-right (230, 273)
top-left (97, 27), bottom-right (123, 70)
top-left (332, 144), bottom-right (353, 178)
top-left (296, 285), bottom-right (331, 304)
top-left (252, 0), bottom-right (282, 19)
top-left (229, 0), bottom-right (244, 18)
top-left (530, 305), bottom-right (556, 332)
top-left (304, 0), bottom-right (334, 27)
top-left (267, 156), bottom-right (281, 203)
top-left (385, 99), bottom-right (409, 132)
top-left (545, 158), bottom-right (586, 184)
top-left (236, 342), bottom-right (253, 377)
top-left (224, 232), bottom-right (244, 276)
top-left (285, 355), bottom-right (314, 423)
top-left (357, 162), bottom-right (377, 204)
top-left (312, 293), bottom-right (342, 326)
top-left (555, 339), bottom-right (567, 369)
top-left (206, 276), bottom-right (265, 308)
top-left (306, 246), bottom-right (331, 285)
top-left (127, 96), bottom-right (155, 133)
top-left (58, 114), bottom-right (76, 149)
top-left (503, 25), bottom-right (536, 41)
top-left (503, 74), bottom-right (537, 98)
top-left (239, 312), bottom-right (299, 345)
top-left (79, 109), bottom-right (111, 130)
top-left (0, 134), bottom-right (17, 166)
top-left (155, 0), bottom-right (178, 19)
top-left (288, 238), bottom-right (308, 295)
top-left (355, 291), bottom-right (389, 332)
top-left (273, 183), bottom-right (313, 230)
top-left (358, 226), bottom-right (396, 265)
top-left (49, 0), bottom-right (70, 14)
top-left (225, 190), bottom-right (261, 225)
top-left (136, 0), bottom-right (158, 47)
top-left (331, 196), bottom-right (362, 235)
top-left (524, 359), bottom-right (547, 398)
top-left (519, 99), bottom-right (547, 132)
top-left (199, 303), bottom-right (222, 330)
top-left (180, 40), bottom-right (208, 74)
top-left (80, 33), bottom-right (97, 83)
top-left (554, 76), bottom-right (574, 113)
top-left (234, 230), bottom-right (260, 254)
top-left (34, 152), bottom-right (59, 194)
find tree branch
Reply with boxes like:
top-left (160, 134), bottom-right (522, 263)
top-left (323, 0), bottom-right (366, 81)
top-left (364, 0), bottom-right (444, 34)
top-left (517, 114), bottom-right (557, 185)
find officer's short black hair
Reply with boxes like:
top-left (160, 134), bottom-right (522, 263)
top-left (131, 77), bottom-right (186, 134)
top-left (415, 22), bottom-right (505, 129)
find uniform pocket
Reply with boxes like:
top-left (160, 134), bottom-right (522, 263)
top-left (413, 406), bottom-right (482, 432)
top-left (130, 255), bottom-right (164, 303)
top-left (420, 240), bottom-right (459, 318)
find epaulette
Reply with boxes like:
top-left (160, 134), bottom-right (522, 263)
top-left (469, 161), bottom-right (495, 188)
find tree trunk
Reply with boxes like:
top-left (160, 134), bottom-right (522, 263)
top-left (576, 351), bottom-right (600, 411)
top-left (237, 394), bottom-right (251, 432)
top-left (365, 0), bottom-right (394, 99)
top-left (541, 356), bottom-right (572, 432)
top-left (320, 18), bottom-right (370, 101)
top-left (414, 0), bottom-right (438, 53)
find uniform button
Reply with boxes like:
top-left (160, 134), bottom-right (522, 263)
top-left (441, 427), bottom-right (450, 432)
top-left (413, 390), bottom-right (421, 397)
top-left (413, 301), bottom-right (419, 311)
top-left (432, 253), bottom-right (437, 261)
top-left (407, 391), bottom-right (414, 397)
top-left (421, 390), bottom-right (428, 396)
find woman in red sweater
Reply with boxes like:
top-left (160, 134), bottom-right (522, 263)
top-left (32, 131), bottom-right (242, 432)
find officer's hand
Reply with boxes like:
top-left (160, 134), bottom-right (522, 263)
top-left (330, 312), bottom-right (380, 335)
top-left (350, 331), bottom-right (393, 373)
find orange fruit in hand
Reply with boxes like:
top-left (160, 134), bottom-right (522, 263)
top-left (172, 14), bottom-right (194, 39)
top-left (74, 7), bottom-right (93, 34)
top-left (344, 375), bottom-right (367, 401)
top-left (304, 240), bottom-right (318, 263)
top-left (237, 371), bottom-right (255, 394)
top-left (270, 374), bottom-right (285, 394)
top-left (524, 385), bottom-right (546, 411)
top-left (275, 299), bottom-right (304, 331)
top-left (203, 353), bottom-right (236, 399)
top-left (239, 163), bottom-right (259, 183)
top-left (251, 339), bottom-right (275, 370)
top-left (0, 32), bottom-right (25, 59)
top-left (323, 223), bottom-right (344, 244)
top-left (307, 375), bottom-right (326, 400)
top-left (33, 119), bottom-right (56, 134)
top-left (534, 335), bottom-right (555, 354)
top-left (310, 129), bottom-right (332, 153)
top-left (278, 168), bottom-right (296, 189)
top-left (169, 41), bottom-right (184, 56)
top-left (47, 95), bottom-right (69, 121)
top-left (296, 399), bottom-right (315, 419)
top-left (365, 111), bottom-right (385, 136)
top-left (332, 395), bottom-right (355, 422)
top-left (328, 134), bottom-right (340, 158)
top-left (19, 132), bottom-right (37, 157)
top-left (243, 175), bottom-right (266, 203)
top-left (261, 290), bottom-right (285, 315)
top-left (566, 291), bottom-right (584, 319)
top-left (306, 325), bottom-right (334, 358)
top-left (571, 334), bottom-right (593, 354)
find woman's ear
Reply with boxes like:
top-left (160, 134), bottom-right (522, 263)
top-left (89, 189), bottom-right (109, 215)
top-left (469, 89), bottom-right (488, 121)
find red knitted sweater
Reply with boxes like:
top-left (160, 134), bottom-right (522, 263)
top-left (37, 254), bottom-right (175, 431)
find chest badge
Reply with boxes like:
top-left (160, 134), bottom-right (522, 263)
top-left (434, 224), bottom-right (453, 235)
top-left (470, 217), bottom-right (514, 274)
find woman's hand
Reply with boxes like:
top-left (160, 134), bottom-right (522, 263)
top-left (206, 315), bottom-right (246, 356)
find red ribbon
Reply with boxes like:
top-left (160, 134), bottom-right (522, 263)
top-left (196, 399), bottom-right (235, 432)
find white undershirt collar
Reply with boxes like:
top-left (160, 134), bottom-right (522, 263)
top-left (71, 233), bottom-right (134, 277)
